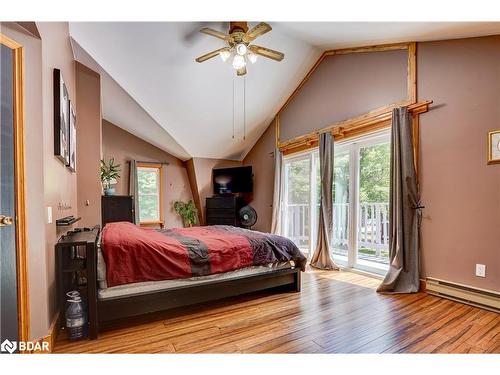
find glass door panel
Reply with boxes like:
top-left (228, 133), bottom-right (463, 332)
top-left (356, 141), bottom-right (391, 272)
top-left (332, 150), bottom-right (350, 264)
top-left (283, 156), bottom-right (311, 251)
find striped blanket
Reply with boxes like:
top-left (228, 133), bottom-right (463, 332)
top-left (101, 222), bottom-right (306, 287)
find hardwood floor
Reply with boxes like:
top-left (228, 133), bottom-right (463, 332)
top-left (54, 269), bottom-right (500, 354)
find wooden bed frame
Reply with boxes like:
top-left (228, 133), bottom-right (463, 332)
top-left (85, 228), bottom-right (302, 339)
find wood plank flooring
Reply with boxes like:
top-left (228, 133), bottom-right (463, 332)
top-left (54, 269), bottom-right (500, 354)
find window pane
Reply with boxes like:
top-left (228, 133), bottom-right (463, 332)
top-left (357, 142), bottom-right (390, 266)
top-left (139, 195), bottom-right (160, 222)
top-left (284, 157), bottom-right (310, 250)
top-left (138, 168), bottom-right (159, 194)
top-left (137, 167), bottom-right (160, 222)
top-left (332, 150), bottom-right (350, 259)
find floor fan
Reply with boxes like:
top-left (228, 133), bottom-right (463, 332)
top-left (239, 205), bottom-right (257, 229)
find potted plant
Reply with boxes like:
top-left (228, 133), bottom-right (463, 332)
top-left (173, 200), bottom-right (199, 227)
top-left (100, 158), bottom-right (121, 196)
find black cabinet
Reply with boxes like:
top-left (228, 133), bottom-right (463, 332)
top-left (56, 227), bottom-right (100, 339)
top-left (206, 196), bottom-right (244, 226)
top-left (101, 195), bottom-right (135, 227)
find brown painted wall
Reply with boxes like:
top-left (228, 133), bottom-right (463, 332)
top-left (242, 123), bottom-right (276, 232)
top-left (102, 120), bottom-right (193, 228)
top-left (246, 35), bottom-right (500, 292)
top-left (279, 49), bottom-right (408, 142)
top-left (76, 62), bottom-right (102, 228)
top-left (38, 23), bottom-right (80, 327)
top-left (186, 158), bottom-right (242, 224)
top-left (418, 36), bottom-right (500, 292)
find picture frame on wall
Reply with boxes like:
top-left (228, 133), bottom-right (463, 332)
top-left (53, 68), bottom-right (70, 165)
top-left (487, 129), bottom-right (500, 165)
top-left (68, 101), bottom-right (77, 172)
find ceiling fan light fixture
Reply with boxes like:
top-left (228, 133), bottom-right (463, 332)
top-left (232, 54), bottom-right (246, 70)
top-left (219, 50), bottom-right (231, 62)
top-left (247, 52), bottom-right (258, 64)
top-left (236, 43), bottom-right (247, 55)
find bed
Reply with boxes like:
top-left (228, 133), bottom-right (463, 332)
top-left (90, 222), bottom-right (306, 337)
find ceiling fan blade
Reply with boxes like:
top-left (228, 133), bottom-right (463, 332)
top-left (243, 22), bottom-right (272, 42)
top-left (237, 66), bottom-right (247, 76)
top-left (248, 45), bottom-right (284, 62)
top-left (200, 27), bottom-right (231, 41)
top-left (195, 47), bottom-right (230, 63)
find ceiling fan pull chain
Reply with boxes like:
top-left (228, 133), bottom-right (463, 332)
top-left (243, 75), bottom-right (246, 140)
top-left (232, 75), bottom-right (235, 139)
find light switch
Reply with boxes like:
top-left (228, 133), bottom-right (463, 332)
top-left (47, 206), bottom-right (53, 224)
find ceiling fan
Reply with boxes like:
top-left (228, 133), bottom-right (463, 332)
top-left (195, 22), bottom-right (285, 76)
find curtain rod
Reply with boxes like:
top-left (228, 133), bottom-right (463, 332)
top-left (128, 160), bottom-right (170, 166)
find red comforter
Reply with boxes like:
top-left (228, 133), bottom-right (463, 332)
top-left (101, 222), bottom-right (306, 287)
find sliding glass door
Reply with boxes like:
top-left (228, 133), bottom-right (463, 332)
top-left (282, 130), bottom-right (390, 274)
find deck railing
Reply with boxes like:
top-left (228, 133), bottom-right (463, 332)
top-left (284, 202), bottom-right (389, 264)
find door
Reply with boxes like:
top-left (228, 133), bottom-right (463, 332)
top-left (1, 41), bottom-right (18, 345)
top-left (0, 34), bottom-right (28, 348)
top-left (332, 131), bottom-right (391, 274)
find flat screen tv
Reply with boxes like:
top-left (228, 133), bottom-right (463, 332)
top-left (213, 166), bottom-right (253, 195)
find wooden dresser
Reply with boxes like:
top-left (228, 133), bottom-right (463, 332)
top-left (206, 196), bottom-right (244, 227)
top-left (101, 195), bottom-right (135, 227)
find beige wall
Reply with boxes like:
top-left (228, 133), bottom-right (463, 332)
top-left (102, 120), bottom-right (193, 228)
top-left (186, 158), bottom-right (242, 224)
top-left (418, 36), bottom-right (500, 292)
top-left (279, 49), bottom-right (408, 142)
top-left (245, 35), bottom-right (500, 292)
top-left (37, 22), bottom-right (80, 328)
top-left (242, 123), bottom-right (276, 232)
top-left (76, 62), bottom-right (102, 228)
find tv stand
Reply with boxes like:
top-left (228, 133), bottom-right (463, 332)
top-left (206, 196), bottom-right (245, 226)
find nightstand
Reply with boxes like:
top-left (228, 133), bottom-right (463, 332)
top-left (55, 226), bottom-right (100, 339)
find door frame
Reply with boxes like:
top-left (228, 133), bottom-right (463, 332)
top-left (1, 33), bottom-right (30, 343)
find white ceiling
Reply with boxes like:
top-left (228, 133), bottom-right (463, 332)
top-left (68, 22), bottom-right (500, 161)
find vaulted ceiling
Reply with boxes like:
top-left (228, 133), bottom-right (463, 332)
top-left (68, 22), bottom-right (500, 161)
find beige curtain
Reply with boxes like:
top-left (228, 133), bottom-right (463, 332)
top-left (377, 107), bottom-right (421, 293)
top-left (129, 160), bottom-right (140, 224)
top-left (310, 133), bottom-right (339, 270)
top-left (270, 148), bottom-right (283, 234)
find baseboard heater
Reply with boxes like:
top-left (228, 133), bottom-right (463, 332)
top-left (426, 277), bottom-right (500, 313)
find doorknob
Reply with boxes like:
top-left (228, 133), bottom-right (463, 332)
top-left (0, 215), bottom-right (14, 227)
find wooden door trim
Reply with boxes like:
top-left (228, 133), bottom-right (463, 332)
top-left (0, 33), bottom-right (30, 344)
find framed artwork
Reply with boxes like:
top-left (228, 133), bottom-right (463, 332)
top-left (68, 101), bottom-right (77, 172)
top-left (487, 129), bottom-right (500, 165)
top-left (53, 68), bottom-right (70, 165)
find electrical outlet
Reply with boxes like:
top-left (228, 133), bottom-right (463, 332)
top-left (475, 264), bottom-right (486, 278)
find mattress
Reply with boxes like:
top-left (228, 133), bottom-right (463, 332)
top-left (97, 261), bottom-right (295, 300)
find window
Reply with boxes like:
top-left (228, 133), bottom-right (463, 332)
top-left (282, 130), bottom-right (390, 274)
top-left (137, 163), bottom-right (163, 225)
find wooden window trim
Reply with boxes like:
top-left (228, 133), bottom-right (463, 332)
top-left (280, 101), bottom-right (431, 179)
top-left (136, 163), bottom-right (164, 226)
